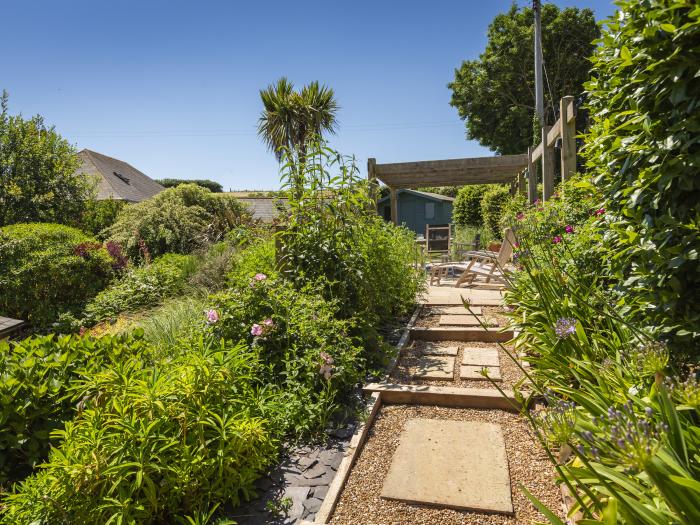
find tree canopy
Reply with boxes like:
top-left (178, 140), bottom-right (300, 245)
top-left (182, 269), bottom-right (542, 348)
top-left (448, 3), bottom-right (599, 155)
top-left (0, 91), bottom-right (91, 226)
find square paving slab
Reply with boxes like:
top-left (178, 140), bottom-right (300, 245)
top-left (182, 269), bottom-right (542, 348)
top-left (462, 347), bottom-right (500, 367)
top-left (421, 344), bottom-right (458, 357)
top-left (438, 315), bottom-right (487, 327)
top-left (441, 306), bottom-right (483, 315)
top-left (413, 355), bottom-right (455, 380)
top-left (461, 365), bottom-right (502, 381)
top-left (381, 419), bottom-right (513, 514)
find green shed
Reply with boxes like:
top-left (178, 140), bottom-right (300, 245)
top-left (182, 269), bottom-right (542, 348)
top-left (377, 189), bottom-right (454, 235)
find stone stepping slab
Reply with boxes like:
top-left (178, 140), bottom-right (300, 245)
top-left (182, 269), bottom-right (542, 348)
top-left (439, 306), bottom-right (483, 315)
top-left (461, 365), bottom-right (502, 381)
top-left (462, 347), bottom-right (500, 367)
top-left (439, 314), bottom-right (492, 327)
top-left (410, 327), bottom-right (514, 342)
top-left (413, 355), bottom-right (455, 380)
top-left (381, 419), bottom-right (513, 514)
top-left (421, 344), bottom-right (458, 357)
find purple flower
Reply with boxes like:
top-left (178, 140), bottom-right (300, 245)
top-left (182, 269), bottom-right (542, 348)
top-left (595, 208), bottom-right (605, 216)
top-left (250, 323), bottom-right (262, 336)
top-left (554, 317), bottom-right (576, 339)
top-left (565, 225), bottom-right (574, 234)
top-left (206, 309), bottom-right (219, 324)
top-left (552, 235), bottom-right (562, 244)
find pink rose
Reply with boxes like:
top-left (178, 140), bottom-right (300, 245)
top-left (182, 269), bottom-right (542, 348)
top-left (254, 273), bottom-right (267, 281)
top-left (250, 324), bottom-right (262, 336)
top-left (263, 318), bottom-right (274, 326)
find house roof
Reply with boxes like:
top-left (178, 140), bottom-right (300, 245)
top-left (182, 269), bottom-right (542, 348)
top-left (238, 197), bottom-right (287, 222)
top-left (377, 189), bottom-right (455, 204)
top-left (76, 149), bottom-right (164, 202)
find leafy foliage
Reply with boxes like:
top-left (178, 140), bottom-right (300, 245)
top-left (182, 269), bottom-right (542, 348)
top-left (480, 185), bottom-right (511, 239)
top-left (78, 198), bottom-right (126, 235)
top-left (583, 0), bottom-right (700, 351)
top-left (0, 91), bottom-right (91, 226)
top-left (1, 337), bottom-right (277, 524)
top-left (0, 333), bottom-right (149, 484)
top-left (452, 185), bottom-right (488, 226)
top-left (448, 4), bottom-right (598, 154)
top-left (104, 184), bottom-right (250, 261)
top-left (0, 223), bottom-right (114, 329)
top-left (277, 140), bottom-right (423, 324)
top-left (83, 253), bottom-right (198, 325)
top-left (257, 78), bottom-right (338, 163)
top-left (156, 178), bottom-right (224, 193)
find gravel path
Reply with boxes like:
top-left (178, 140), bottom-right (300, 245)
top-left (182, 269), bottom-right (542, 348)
top-left (330, 405), bottom-right (563, 525)
top-left (389, 340), bottom-right (524, 390)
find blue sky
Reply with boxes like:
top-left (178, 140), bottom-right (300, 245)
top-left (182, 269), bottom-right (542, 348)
top-left (3, 0), bottom-right (616, 190)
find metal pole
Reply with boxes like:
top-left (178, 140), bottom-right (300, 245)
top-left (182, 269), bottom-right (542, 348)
top-left (533, 0), bottom-right (545, 127)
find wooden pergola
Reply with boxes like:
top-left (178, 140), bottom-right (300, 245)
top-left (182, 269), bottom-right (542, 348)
top-left (368, 154), bottom-right (529, 225)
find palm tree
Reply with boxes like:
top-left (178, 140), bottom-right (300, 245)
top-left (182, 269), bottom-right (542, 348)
top-left (257, 77), bottom-right (339, 162)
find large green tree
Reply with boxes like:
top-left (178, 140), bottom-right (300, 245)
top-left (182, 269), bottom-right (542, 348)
top-left (0, 91), bottom-right (91, 226)
top-left (448, 3), bottom-right (599, 155)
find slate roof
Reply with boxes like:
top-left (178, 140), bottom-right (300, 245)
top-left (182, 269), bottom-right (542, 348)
top-left (377, 189), bottom-right (455, 204)
top-left (76, 149), bottom-right (164, 202)
top-left (238, 198), bottom-right (288, 222)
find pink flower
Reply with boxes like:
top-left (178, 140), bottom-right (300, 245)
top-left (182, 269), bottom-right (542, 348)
top-left (565, 225), bottom-right (574, 234)
top-left (516, 212), bottom-right (525, 221)
top-left (552, 235), bottom-right (562, 244)
top-left (263, 318), bottom-right (274, 327)
top-left (320, 351), bottom-right (334, 365)
top-left (595, 208), bottom-right (605, 216)
top-left (206, 309), bottom-right (219, 324)
top-left (534, 199), bottom-right (540, 205)
top-left (320, 364), bottom-right (333, 380)
top-left (254, 273), bottom-right (267, 281)
top-left (250, 324), bottom-right (263, 336)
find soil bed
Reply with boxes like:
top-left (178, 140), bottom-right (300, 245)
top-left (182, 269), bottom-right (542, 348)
top-left (329, 404), bottom-right (562, 525)
top-left (389, 340), bottom-right (524, 390)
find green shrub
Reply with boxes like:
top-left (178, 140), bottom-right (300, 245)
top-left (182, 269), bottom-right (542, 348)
top-left (0, 92), bottom-right (91, 227)
top-left (211, 276), bottom-right (364, 435)
top-left (584, 0), bottom-right (700, 350)
top-left (453, 185), bottom-right (488, 226)
top-left (78, 198), bottom-right (126, 235)
top-left (1, 338), bottom-right (277, 524)
top-left (82, 253), bottom-right (197, 325)
top-left (0, 333), bottom-right (150, 484)
top-left (156, 178), bottom-right (224, 193)
top-left (277, 141), bottom-right (422, 323)
top-left (104, 184), bottom-right (251, 261)
top-left (226, 238), bottom-right (277, 288)
top-left (0, 223), bottom-right (114, 329)
top-left (480, 185), bottom-right (511, 239)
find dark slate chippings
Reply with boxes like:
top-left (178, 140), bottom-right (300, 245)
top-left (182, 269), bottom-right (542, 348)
top-left (230, 437), bottom-right (349, 524)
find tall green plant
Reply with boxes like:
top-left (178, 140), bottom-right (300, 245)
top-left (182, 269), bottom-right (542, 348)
top-left (584, 0), bottom-right (700, 352)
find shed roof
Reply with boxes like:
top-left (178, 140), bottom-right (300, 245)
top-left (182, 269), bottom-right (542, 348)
top-left (238, 197), bottom-right (287, 222)
top-left (76, 149), bottom-right (164, 202)
top-left (377, 189), bottom-right (455, 204)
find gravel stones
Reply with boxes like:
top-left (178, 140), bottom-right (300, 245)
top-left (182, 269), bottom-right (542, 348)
top-left (329, 405), bottom-right (563, 525)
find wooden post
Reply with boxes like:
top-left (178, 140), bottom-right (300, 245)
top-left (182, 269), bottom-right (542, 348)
top-left (389, 187), bottom-right (398, 225)
top-left (367, 157), bottom-right (378, 209)
top-left (541, 125), bottom-right (554, 201)
top-left (518, 171), bottom-right (527, 195)
top-left (559, 96), bottom-right (576, 182)
top-left (527, 146), bottom-right (537, 204)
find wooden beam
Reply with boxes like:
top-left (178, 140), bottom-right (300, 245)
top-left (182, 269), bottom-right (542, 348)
top-left (541, 125), bottom-right (555, 201)
top-left (531, 141), bottom-right (543, 162)
top-left (375, 154), bottom-right (528, 176)
top-left (389, 187), bottom-right (398, 225)
top-left (546, 120), bottom-right (560, 147)
top-left (527, 146), bottom-right (537, 204)
top-left (560, 96), bottom-right (577, 182)
top-left (517, 170), bottom-right (527, 196)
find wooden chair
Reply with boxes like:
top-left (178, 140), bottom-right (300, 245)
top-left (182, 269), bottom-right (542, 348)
top-left (453, 228), bottom-right (516, 287)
